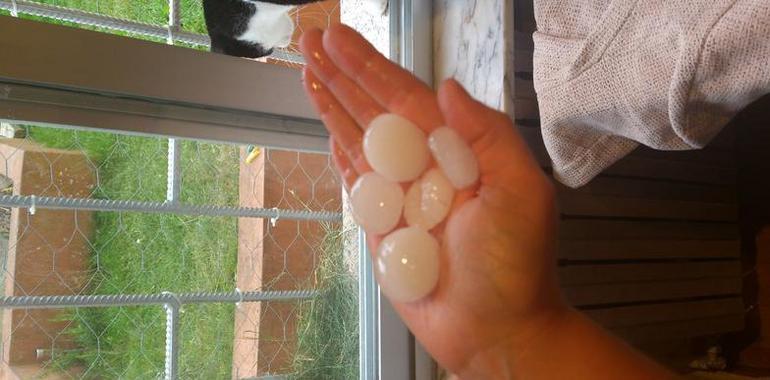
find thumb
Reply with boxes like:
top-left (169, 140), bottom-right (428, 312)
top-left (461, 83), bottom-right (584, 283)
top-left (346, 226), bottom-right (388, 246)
top-left (437, 79), bottom-right (543, 187)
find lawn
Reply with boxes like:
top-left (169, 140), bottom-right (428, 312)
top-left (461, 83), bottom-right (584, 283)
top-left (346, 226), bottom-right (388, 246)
top-left (29, 125), bottom-right (358, 379)
top-left (29, 127), bottom-right (241, 378)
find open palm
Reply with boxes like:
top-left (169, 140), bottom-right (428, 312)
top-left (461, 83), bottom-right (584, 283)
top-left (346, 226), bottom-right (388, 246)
top-left (299, 25), bottom-right (565, 377)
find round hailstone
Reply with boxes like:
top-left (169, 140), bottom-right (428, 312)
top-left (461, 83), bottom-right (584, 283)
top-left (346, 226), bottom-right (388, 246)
top-left (428, 127), bottom-right (479, 189)
top-left (364, 113), bottom-right (430, 182)
top-left (404, 168), bottom-right (455, 230)
top-left (376, 227), bottom-right (440, 303)
top-left (350, 172), bottom-right (404, 235)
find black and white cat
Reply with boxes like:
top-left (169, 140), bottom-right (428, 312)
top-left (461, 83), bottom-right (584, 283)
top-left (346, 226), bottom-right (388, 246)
top-left (203, 0), bottom-right (387, 58)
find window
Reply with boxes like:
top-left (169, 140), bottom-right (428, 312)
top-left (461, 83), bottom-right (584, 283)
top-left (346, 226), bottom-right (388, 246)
top-left (0, 1), bottom-right (432, 379)
top-left (0, 0), bottom-right (340, 64)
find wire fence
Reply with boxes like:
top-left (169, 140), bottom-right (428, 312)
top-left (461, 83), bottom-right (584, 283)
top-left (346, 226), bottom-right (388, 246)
top-left (0, 119), bottom-right (357, 379)
top-left (0, 2), bottom-right (352, 378)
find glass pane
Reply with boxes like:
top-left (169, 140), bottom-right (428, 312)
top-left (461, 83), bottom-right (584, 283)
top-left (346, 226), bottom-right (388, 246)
top-left (28, 0), bottom-right (170, 26)
top-left (0, 123), bottom-right (356, 378)
top-left (0, 0), bottom-right (341, 64)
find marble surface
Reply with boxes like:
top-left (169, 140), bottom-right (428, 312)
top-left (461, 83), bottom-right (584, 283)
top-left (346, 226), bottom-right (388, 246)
top-left (434, 0), bottom-right (515, 115)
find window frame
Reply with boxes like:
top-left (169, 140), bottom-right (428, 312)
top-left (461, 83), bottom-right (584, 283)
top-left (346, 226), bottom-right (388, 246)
top-left (0, 16), bottom-right (327, 152)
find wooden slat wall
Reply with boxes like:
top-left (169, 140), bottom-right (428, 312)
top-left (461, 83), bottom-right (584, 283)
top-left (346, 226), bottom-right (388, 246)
top-left (512, 1), bottom-right (745, 366)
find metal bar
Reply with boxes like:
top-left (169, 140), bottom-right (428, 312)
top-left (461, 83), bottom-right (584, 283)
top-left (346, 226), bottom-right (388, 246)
top-left (164, 301), bottom-right (180, 380)
top-left (0, 0), bottom-right (304, 64)
top-left (0, 290), bottom-right (316, 309)
top-left (269, 49), bottom-right (306, 65)
top-left (0, 81), bottom-right (330, 154)
top-left (0, 195), bottom-right (341, 221)
top-left (388, 0), bottom-right (402, 66)
top-left (167, 0), bottom-right (180, 44)
top-left (358, 228), bottom-right (379, 380)
top-left (166, 138), bottom-right (182, 204)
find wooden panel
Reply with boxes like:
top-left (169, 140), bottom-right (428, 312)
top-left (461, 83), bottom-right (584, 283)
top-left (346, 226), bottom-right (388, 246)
top-left (565, 277), bottom-right (742, 306)
top-left (707, 124), bottom-right (737, 150)
top-left (513, 0), bottom-right (537, 33)
top-left (514, 49), bottom-right (533, 72)
top-left (560, 220), bottom-right (739, 240)
top-left (559, 192), bottom-right (738, 222)
top-left (515, 31), bottom-right (534, 51)
top-left (566, 177), bottom-right (736, 203)
top-left (559, 262), bottom-right (741, 286)
top-left (559, 240), bottom-right (740, 260)
top-left (612, 315), bottom-right (744, 344)
top-left (514, 97), bottom-right (539, 120)
top-left (515, 126), bottom-right (738, 182)
top-left (604, 157), bottom-right (737, 185)
top-left (631, 147), bottom-right (736, 168)
top-left (585, 297), bottom-right (744, 328)
top-left (515, 78), bottom-right (537, 100)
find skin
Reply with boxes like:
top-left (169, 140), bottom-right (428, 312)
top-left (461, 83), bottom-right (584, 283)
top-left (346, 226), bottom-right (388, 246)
top-left (299, 24), bottom-right (677, 380)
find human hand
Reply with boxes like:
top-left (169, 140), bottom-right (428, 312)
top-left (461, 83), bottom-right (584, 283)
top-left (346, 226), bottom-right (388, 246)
top-left (299, 24), bottom-right (566, 378)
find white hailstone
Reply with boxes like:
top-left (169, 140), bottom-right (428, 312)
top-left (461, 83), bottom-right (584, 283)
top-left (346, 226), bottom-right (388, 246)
top-left (364, 113), bottom-right (430, 182)
top-left (428, 127), bottom-right (480, 189)
top-left (376, 227), bottom-right (440, 303)
top-left (403, 168), bottom-right (455, 230)
top-left (350, 172), bottom-right (404, 235)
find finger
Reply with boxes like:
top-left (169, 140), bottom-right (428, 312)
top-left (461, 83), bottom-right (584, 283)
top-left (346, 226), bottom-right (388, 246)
top-left (300, 28), bottom-right (385, 128)
top-left (437, 79), bottom-right (542, 182)
top-left (322, 24), bottom-right (444, 132)
top-left (330, 138), bottom-right (358, 191)
top-left (303, 67), bottom-right (372, 174)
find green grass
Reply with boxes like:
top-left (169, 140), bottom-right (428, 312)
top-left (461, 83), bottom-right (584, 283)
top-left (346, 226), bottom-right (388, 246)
top-left (30, 126), bottom-right (240, 378)
top-left (292, 225), bottom-right (359, 380)
top-left (31, 126), bottom-right (359, 379)
top-left (30, 0), bottom-right (208, 33)
top-left (1, 0), bottom-right (208, 46)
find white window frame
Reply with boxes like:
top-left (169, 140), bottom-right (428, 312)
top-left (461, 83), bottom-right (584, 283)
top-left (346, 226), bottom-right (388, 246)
top-left (0, 1), bottom-right (434, 376)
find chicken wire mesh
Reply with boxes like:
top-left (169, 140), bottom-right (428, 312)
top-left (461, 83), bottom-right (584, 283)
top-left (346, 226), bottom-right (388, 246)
top-left (0, 122), bottom-right (358, 379)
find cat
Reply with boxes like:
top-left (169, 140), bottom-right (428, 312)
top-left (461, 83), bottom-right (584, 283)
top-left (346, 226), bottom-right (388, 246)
top-left (203, 0), bottom-right (316, 58)
top-left (203, 0), bottom-right (388, 59)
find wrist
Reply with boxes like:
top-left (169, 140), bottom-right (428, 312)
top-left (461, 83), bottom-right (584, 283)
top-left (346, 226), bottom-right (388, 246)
top-left (457, 304), bottom-right (576, 380)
